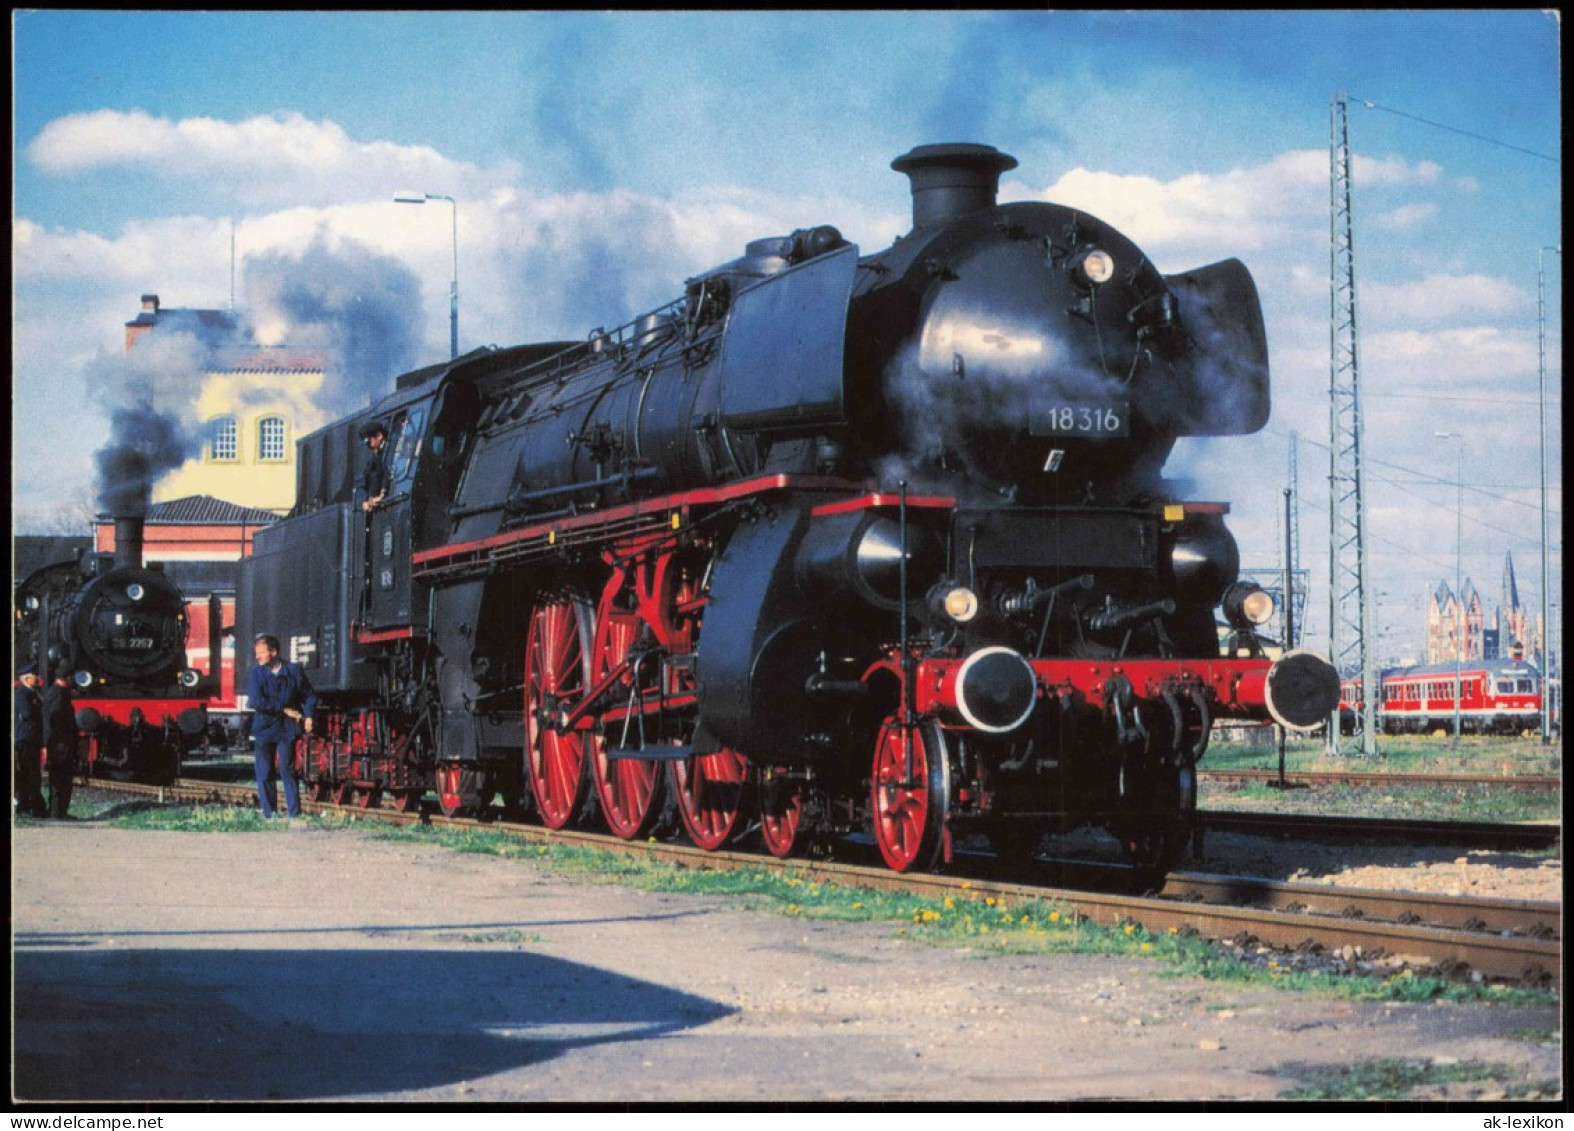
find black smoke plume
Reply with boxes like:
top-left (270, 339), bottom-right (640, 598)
top-left (88, 232), bottom-right (425, 516)
top-left (88, 327), bottom-right (219, 516)
top-left (242, 234), bottom-right (424, 415)
top-left (94, 404), bottom-right (192, 518)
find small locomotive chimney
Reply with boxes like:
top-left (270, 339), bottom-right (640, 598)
top-left (114, 514), bottom-right (145, 571)
top-left (891, 143), bottom-right (1019, 229)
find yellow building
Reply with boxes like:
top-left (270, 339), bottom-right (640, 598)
top-left (126, 295), bottom-right (326, 515)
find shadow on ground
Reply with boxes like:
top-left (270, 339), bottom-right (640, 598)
top-left (15, 943), bottom-right (733, 1101)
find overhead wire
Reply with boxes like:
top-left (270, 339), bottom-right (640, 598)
top-left (1351, 97), bottom-right (1560, 164)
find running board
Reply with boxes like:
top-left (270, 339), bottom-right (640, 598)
top-left (603, 744), bottom-right (695, 762)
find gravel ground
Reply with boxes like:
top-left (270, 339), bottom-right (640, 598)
top-left (10, 819), bottom-right (1563, 1105)
top-left (1186, 831), bottom-right (1563, 903)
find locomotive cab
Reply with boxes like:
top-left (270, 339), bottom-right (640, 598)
top-left (364, 401), bottom-right (428, 629)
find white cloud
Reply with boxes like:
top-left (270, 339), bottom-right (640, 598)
top-left (27, 109), bottom-right (518, 209)
top-left (1363, 326), bottom-right (1539, 387)
top-left (1007, 150), bottom-right (1328, 263)
top-left (1362, 273), bottom-right (1527, 326)
top-left (1372, 202), bottom-right (1438, 232)
top-left (1351, 154), bottom-right (1442, 187)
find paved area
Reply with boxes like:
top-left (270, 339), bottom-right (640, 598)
top-left (11, 821), bottom-right (1562, 1104)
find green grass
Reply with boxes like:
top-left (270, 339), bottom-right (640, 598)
top-left (1206, 732), bottom-right (1561, 777)
top-left (360, 820), bottom-right (1555, 1006)
top-left (455, 929), bottom-right (544, 946)
top-left (1502, 1027), bottom-right (1562, 1044)
top-left (1201, 731), bottom-right (1562, 822)
top-left (1277, 1057), bottom-right (1548, 1101)
top-left (1200, 778), bottom-right (1563, 824)
top-left (95, 804), bottom-right (1558, 1006)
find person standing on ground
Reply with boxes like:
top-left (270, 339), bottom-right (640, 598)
top-left (13, 664), bottom-right (46, 818)
top-left (41, 670), bottom-right (79, 820)
top-left (247, 635), bottom-right (316, 818)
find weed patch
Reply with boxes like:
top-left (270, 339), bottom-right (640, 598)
top-left (362, 822), bottom-right (1557, 1006)
top-left (101, 805), bottom-right (1560, 1007)
top-left (1278, 1057), bottom-right (1520, 1100)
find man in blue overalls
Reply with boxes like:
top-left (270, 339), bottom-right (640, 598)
top-left (247, 634), bottom-right (317, 818)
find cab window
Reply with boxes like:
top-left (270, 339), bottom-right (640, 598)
top-left (389, 406), bottom-right (427, 485)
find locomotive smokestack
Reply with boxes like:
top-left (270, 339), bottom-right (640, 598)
top-left (114, 515), bottom-right (145, 571)
top-left (892, 143), bottom-right (1018, 229)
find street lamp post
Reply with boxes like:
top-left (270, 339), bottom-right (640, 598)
top-left (394, 191), bottom-right (458, 359)
top-left (1435, 432), bottom-right (1465, 743)
top-left (1538, 245), bottom-right (1561, 744)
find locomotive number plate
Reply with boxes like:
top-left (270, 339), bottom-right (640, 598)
top-left (113, 638), bottom-right (156, 649)
top-left (1030, 402), bottom-right (1130, 438)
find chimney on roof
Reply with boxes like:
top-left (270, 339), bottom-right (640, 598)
top-left (141, 294), bottom-right (160, 314)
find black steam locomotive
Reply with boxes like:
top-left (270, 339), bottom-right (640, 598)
top-left (239, 143), bottom-right (1339, 878)
top-left (14, 516), bottom-right (216, 783)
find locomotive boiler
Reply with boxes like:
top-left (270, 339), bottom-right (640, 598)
top-left (239, 142), bottom-right (1339, 880)
top-left (14, 516), bottom-right (215, 782)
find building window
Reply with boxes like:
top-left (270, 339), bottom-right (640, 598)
top-left (207, 416), bottom-right (238, 462)
top-left (258, 416), bottom-right (287, 462)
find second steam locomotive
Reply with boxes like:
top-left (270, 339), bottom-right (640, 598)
top-left (14, 516), bottom-right (217, 783)
top-left (238, 143), bottom-right (1340, 878)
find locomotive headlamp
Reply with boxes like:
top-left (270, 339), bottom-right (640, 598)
top-left (1078, 248), bottom-right (1115, 286)
top-left (941, 586), bottom-right (980, 624)
top-left (24, 595), bottom-right (40, 611)
top-left (126, 583), bottom-right (146, 601)
top-left (74, 670), bottom-right (94, 689)
top-left (178, 668), bottom-right (202, 689)
top-left (1222, 582), bottom-right (1275, 629)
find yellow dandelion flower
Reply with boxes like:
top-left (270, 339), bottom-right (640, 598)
top-left (1141, 943), bottom-right (1152, 952)
top-left (1124, 924), bottom-right (1135, 935)
top-left (1049, 911), bottom-right (1060, 922)
top-left (944, 897), bottom-right (955, 910)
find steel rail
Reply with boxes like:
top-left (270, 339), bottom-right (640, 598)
top-left (1198, 810), bottom-right (1561, 850)
top-left (1158, 872), bottom-right (1559, 938)
top-left (79, 777), bottom-right (1561, 987)
top-left (1200, 767), bottom-right (1561, 791)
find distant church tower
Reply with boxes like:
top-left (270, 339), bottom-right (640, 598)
top-left (1499, 551), bottom-right (1529, 661)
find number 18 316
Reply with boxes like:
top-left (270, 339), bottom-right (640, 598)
top-left (1030, 402), bottom-right (1129, 438)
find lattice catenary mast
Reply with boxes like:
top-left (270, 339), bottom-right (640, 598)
top-left (1327, 93), bottom-right (1379, 756)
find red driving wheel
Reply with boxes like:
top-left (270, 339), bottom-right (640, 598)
top-left (669, 748), bottom-right (750, 851)
top-left (523, 598), bottom-right (593, 829)
top-left (758, 767), bottom-right (805, 859)
top-left (870, 718), bottom-right (949, 873)
top-left (590, 608), bottom-right (665, 839)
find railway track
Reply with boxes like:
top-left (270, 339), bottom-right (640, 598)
top-left (1198, 810), bottom-right (1561, 850)
top-left (79, 777), bottom-right (1562, 988)
top-left (1200, 767), bottom-right (1561, 791)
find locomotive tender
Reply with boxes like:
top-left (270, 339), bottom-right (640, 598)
top-left (14, 516), bottom-right (216, 782)
top-left (239, 143), bottom-right (1340, 878)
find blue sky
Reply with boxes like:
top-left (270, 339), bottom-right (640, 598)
top-left (11, 10), bottom-right (1562, 663)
